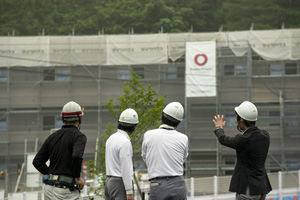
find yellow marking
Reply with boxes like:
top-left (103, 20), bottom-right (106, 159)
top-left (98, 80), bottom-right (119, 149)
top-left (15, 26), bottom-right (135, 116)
top-left (150, 183), bottom-right (160, 186)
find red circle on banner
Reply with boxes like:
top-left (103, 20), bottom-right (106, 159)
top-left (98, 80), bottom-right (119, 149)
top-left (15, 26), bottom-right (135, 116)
top-left (194, 54), bottom-right (208, 66)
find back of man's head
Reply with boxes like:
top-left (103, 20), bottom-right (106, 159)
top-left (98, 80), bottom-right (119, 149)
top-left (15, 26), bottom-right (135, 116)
top-left (61, 101), bottom-right (84, 125)
top-left (235, 101), bottom-right (257, 127)
top-left (161, 102), bottom-right (184, 128)
top-left (118, 108), bottom-right (139, 133)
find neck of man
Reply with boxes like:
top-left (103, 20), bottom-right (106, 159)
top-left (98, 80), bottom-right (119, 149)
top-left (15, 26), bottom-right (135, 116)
top-left (64, 121), bottom-right (79, 128)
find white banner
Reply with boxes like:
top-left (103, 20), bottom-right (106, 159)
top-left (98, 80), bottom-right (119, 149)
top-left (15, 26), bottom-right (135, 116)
top-left (168, 32), bottom-right (226, 62)
top-left (0, 37), bottom-right (49, 67)
top-left (291, 29), bottom-right (300, 59)
top-left (250, 30), bottom-right (291, 61)
top-left (107, 34), bottom-right (167, 65)
top-left (228, 31), bottom-right (250, 57)
top-left (49, 36), bottom-right (107, 66)
top-left (185, 41), bottom-right (216, 97)
top-left (0, 29), bottom-right (299, 67)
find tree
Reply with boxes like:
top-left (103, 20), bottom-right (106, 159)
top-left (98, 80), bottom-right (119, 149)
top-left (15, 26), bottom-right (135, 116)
top-left (215, 0), bottom-right (300, 31)
top-left (144, 0), bottom-right (210, 33)
top-left (0, 0), bottom-right (299, 35)
top-left (87, 71), bottom-right (165, 196)
top-left (93, 0), bottom-right (148, 34)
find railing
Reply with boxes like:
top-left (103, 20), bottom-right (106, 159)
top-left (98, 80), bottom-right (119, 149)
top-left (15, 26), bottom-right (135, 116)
top-left (185, 170), bottom-right (300, 200)
top-left (2, 170), bottom-right (299, 200)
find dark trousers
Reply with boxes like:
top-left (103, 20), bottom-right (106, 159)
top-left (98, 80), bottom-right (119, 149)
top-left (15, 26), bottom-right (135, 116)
top-left (236, 186), bottom-right (267, 200)
top-left (105, 176), bottom-right (126, 200)
top-left (148, 176), bottom-right (187, 200)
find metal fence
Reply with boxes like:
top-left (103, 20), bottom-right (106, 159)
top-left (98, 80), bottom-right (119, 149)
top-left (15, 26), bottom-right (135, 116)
top-left (2, 170), bottom-right (299, 200)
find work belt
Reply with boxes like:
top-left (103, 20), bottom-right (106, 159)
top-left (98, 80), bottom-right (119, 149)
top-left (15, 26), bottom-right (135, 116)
top-left (45, 174), bottom-right (79, 191)
top-left (149, 176), bottom-right (179, 181)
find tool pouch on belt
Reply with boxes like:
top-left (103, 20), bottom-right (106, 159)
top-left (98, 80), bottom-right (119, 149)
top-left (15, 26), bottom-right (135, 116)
top-left (46, 174), bottom-right (77, 190)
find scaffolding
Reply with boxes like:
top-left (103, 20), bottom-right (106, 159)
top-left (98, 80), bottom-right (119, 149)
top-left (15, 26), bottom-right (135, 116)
top-left (0, 30), bottom-right (300, 195)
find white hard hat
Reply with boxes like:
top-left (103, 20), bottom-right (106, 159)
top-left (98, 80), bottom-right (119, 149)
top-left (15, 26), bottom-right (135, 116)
top-left (61, 101), bottom-right (84, 120)
top-left (119, 108), bottom-right (139, 124)
top-left (234, 101), bottom-right (258, 121)
top-left (163, 102), bottom-right (184, 121)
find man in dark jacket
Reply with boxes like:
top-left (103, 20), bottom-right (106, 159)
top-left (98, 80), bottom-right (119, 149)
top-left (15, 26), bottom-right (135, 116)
top-left (213, 101), bottom-right (272, 200)
top-left (33, 101), bottom-right (87, 200)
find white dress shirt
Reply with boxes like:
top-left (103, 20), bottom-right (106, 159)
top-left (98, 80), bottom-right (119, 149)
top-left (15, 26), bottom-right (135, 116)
top-left (142, 124), bottom-right (189, 179)
top-left (105, 129), bottom-right (133, 191)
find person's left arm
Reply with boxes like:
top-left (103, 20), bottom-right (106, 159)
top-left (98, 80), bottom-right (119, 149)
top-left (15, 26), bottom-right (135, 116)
top-left (72, 134), bottom-right (87, 178)
top-left (120, 141), bottom-right (134, 194)
top-left (72, 133), bottom-right (87, 190)
top-left (183, 136), bottom-right (189, 161)
top-left (141, 133), bottom-right (147, 162)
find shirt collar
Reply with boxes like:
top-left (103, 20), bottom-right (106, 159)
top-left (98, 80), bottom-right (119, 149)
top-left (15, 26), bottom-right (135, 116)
top-left (159, 124), bottom-right (175, 130)
top-left (243, 126), bottom-right (257, 134)
top-left (117, 129), bottom-right (130, 139)
top-left (62, 125), bottom-right (77, 129)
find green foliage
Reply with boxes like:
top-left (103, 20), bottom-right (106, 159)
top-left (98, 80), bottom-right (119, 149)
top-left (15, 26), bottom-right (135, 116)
top-left (215, 0), bottom-right (300, 31)
top-left (145, 0), bottom-right (207, 32)
top-left (1, 0), bottom-right (299, 35)
top-left (88, 71), bottom-right (165, 196)
top-left (87, 122), bottom-right (115, 196)
top-left (94, 0), bottom-right (148, 34)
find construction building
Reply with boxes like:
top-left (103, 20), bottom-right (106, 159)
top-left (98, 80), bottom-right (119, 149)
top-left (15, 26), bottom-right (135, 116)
top-left (0, 29), bottom-right (299, 194)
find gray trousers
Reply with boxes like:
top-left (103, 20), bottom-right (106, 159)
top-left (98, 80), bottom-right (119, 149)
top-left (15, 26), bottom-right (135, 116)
top-left (44, 184), bottom-right (81, 200)
top-left (148, 176), bottom-right (187, 200)
top-left (105, 176), bottom-right (126, 200)
top-left (236, 186), bottom-right (266, 200)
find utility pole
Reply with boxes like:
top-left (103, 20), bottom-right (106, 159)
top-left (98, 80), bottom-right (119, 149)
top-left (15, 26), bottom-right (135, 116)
top-left (279, 90), bottom-right (285, 171)
top-left (247, 42), bottom-right (252, 101)
top-left (5, 169), bottom-right (9, 199)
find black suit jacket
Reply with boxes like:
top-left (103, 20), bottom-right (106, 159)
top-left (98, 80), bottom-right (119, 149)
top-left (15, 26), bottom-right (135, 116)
top-left (214, 127), bottom-right (272, 195)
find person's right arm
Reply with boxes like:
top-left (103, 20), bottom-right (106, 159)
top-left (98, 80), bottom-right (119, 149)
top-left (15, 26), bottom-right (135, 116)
top-left (72, 134), bottom-right (87, 178)
top-left (32, 140), bottom-right (49, 175)
top-left (214, 128), bottom-right (242, 149)
top-left (127, 194), bottom-right (134, 200)
top-left (75, 177), bottom-right (85, 190)
top-left (213, 115), bottom-right (242, 149)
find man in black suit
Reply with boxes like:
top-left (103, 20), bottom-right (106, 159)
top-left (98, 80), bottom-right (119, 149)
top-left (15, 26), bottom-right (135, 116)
top-left (213, 101), bottom-right (272, 200)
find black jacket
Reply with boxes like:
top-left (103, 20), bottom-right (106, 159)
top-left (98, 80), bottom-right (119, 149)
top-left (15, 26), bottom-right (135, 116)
top-left (33, 125), bottom-right (87, 178)
top-left (214, 127), bottom-right (272, 195)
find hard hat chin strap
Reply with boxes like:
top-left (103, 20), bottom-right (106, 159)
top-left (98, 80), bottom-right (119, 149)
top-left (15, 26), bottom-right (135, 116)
top-left (78, 116), bottom-right (82, 130)
top-left (236, 125), bottom-right (244, 133)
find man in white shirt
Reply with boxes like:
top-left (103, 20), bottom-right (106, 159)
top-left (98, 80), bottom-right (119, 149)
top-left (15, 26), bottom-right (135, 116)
top-left (105, 108), bottom-right (139, 200)
top-left (142, 102), bottom-right (189, 200)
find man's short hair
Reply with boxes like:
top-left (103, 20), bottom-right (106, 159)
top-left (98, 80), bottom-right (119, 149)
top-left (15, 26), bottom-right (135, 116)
top-left (161, 112), bottom-right (180, 127)
top-left (235, 112), bottom-right (256, 127)
top-left (118, 122), bottom-right (136, 133)
top-left (63, 117), bottom-right (78, 124)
